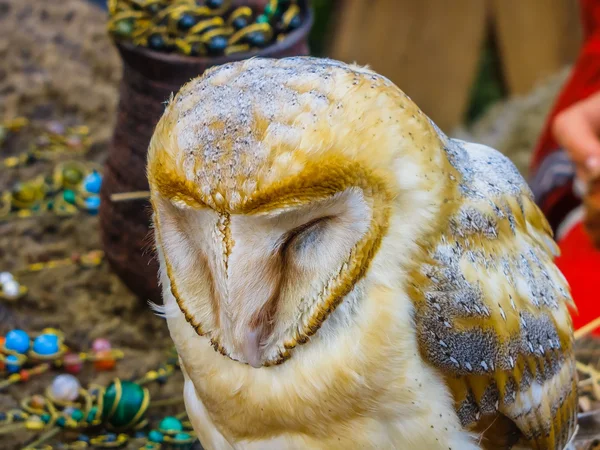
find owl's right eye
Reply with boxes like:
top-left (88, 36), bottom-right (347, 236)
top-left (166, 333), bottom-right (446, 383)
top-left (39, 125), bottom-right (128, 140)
top-left (280, 216), bottom-right (332, 255)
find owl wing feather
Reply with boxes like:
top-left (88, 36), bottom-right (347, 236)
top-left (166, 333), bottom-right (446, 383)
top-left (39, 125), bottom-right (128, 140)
top-left (410, 139), bottom-right (578, 450)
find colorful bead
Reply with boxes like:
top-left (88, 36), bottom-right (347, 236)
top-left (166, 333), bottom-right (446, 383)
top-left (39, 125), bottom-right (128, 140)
top-left (71, 409), bottom-right (84, 421)
top-left (148, 34), bottom-right (166, 51)
top-left (63, 167), bottom-right (83, 186)
top-left (174, 432), bottom-right (191, 441)
top-left (32, 333), bottom-right (60, 356)
top-left (102, 380), bottom-right (149, 428)
top-left (94, 353), bottom-right (116, 371)
top-left (5, 355), bottom-right (20, 373)
top-left (0, 272), bottom-right (13, 284)
top-left (84, 195), bottom-right (101, 213)
top-left (63, 352), bottom-right (83, 374)
top-left (63, 189), bottom-right (76, 204)
top-left (207, 35), bottom-right (228, 55)
top-left (2, 280), bottom-right (21, 300)
top-left (50, 374), bottom-right (81, 402)
top-left (92, 338), bottom-right (111, 352)
top-left (30, 395), bottom-right (46, 409)
top-left (206, 0), bottom-right (223, 8)
top-left (83, 170), bottom-right (102, 194)
top-left (77, 434), bottom-right (90, 443)
top-left (177, 13), bottom-right (196, 30)
top-left (40, 413), bottom-right (51, 424)
top-left (148, 430), bottom-right (164, 443)
top-left (87, 406), bottom-right (99, 423)
top-left (256, 14), bottom-right (269, 23)
top-left (5, 329), bottom-right (30, 353)
top-left (159, 416), bottom-right (183, 432)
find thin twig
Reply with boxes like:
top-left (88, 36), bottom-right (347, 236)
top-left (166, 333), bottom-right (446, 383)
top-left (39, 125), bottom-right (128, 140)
top-left (110, 191), bottom-right (151, 202)
top-left (575, 316), bottom-right (600, 340)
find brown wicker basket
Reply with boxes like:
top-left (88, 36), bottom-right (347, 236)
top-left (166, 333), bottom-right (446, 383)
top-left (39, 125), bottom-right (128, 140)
top-left (99, 4), bottom-right (314, 302)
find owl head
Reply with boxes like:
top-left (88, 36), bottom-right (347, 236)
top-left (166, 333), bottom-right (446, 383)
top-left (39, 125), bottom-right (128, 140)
top-left (148, 57), bottom-right (455, 368)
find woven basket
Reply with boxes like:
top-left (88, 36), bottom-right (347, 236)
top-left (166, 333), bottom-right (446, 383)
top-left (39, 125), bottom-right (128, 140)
top-left (99, 3), bottom-right (314, 302)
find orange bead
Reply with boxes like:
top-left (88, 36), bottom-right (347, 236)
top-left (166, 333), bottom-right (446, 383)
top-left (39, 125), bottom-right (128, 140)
top-left (19, 370), bottom-right (29, 382)
top-left (94, 350), bottom-right (116, 371)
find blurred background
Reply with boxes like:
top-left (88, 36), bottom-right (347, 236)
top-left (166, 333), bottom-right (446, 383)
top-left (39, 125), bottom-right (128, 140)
top-left (0, 0), bottom-right (584, 176)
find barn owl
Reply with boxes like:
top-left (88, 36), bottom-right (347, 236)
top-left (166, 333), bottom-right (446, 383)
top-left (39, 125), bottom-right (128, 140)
top-left (147, 57), bottom-right (578, 450)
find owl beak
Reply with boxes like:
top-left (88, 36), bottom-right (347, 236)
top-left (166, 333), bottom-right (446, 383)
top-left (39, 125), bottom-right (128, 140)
top-left (242, 328), bottom-right (263, 368)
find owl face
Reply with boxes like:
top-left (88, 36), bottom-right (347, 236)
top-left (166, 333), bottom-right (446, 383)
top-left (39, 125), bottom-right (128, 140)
top-left (148, 57), bottom-right (451, 367)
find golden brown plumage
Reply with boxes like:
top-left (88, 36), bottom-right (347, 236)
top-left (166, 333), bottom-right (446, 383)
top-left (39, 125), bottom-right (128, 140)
top-left (148, 57), bottom-right (577, 449)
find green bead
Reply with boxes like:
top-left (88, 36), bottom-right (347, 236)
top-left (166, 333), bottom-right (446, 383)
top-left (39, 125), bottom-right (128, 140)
top-left (256, 14), bottom-right (269, 23)
top-left (63, 189), bottom-right (76, 204)
top-left (102, 380), bottom-right (149, 429)
top-left (148, 430), bottom-right (164, 443)
top-left (56, 417), bottom-right (66, 427)
top-left (159, 416), bottom-right (183, 432)
top-left (71, 409), bottom-right (84, 421)
top-left (63, 167), bottom-right (83, 185)
top-left (40, 413), bottom-right (51, 424)
top-left (264, 3), bottom-right (274, 15)
top-left (114, 19), bottom-right (134, 37)
top-left (87, 406), bottom-right (98, 423)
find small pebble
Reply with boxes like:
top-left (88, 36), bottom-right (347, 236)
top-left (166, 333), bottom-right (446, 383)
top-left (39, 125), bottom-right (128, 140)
top-left (5, 329), bottom-right (30, 353)
top-left (2, 280), bottom-right (20, 300)
top-left (51, 374), bottom-right (81, 402)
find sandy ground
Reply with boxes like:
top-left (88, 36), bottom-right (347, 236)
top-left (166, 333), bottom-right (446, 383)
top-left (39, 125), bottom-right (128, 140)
top-left (0, 0), bottom-right (192, 448)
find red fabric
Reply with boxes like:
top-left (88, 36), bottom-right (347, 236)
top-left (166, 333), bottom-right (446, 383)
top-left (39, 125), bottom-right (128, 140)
top-left (530, 0), bottom-right (600, 172)
top-left (530, 0), bottom-right (600, 334)
top-left (556, 222), bottom-right (600, 334)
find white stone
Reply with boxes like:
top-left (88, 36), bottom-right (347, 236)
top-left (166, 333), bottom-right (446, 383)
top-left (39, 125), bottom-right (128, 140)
top-left (0, 272), bottom-right (13, 285)
top-left (2, 280), bottom-right (20, 299)
top-left (51, 374), bottom-right (80, 402)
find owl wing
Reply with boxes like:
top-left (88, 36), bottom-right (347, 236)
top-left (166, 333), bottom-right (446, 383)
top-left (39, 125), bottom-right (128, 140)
top-left (410, 139), bottom-right (578, 450)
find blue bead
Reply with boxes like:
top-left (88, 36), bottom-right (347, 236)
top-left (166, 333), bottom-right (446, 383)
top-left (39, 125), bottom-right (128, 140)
top-left (134, 431), bottom-right (146, 438)
top-left (77, 434), bottom-right (90, 443)
top-left (83, 171), bottom-right (102, 194)
top-left (6, 355), bottom-right (20, 373)
top-left (84, 195), bottom-right (101, 213)
top-left (159, 416), bottom-right (183, 432)
top-left (105, 433), bottom-right (117, 442)
top-left (32, 333), bottom-right (59, 356)
top-left (5, 329), bottom-right (30, 353)
top-left (148, 430), bottom-right (164, 443)
top-left (174, 432), bottom-right (191, 441)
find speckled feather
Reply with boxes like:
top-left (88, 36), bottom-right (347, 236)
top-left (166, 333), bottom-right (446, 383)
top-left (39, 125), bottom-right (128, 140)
top-left (148, 57), bottom-right (577, 450)
top-left (411, 136), bottom-right (577, 449)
